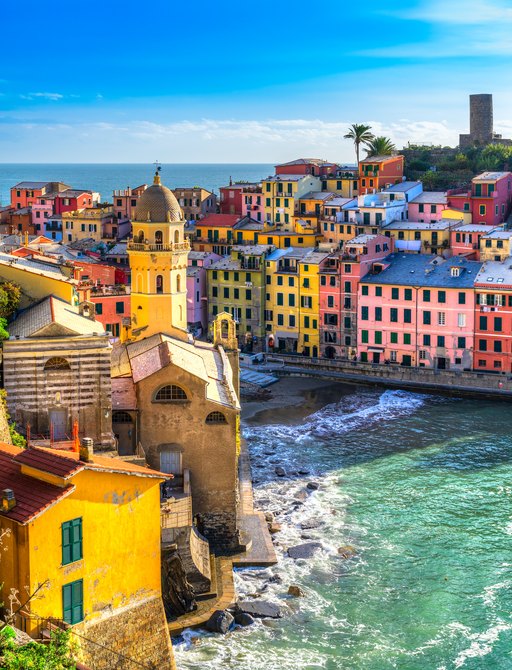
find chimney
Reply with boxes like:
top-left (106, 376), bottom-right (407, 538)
top-left (79, 437), bottom-right (94, 462)
top-left (1, 488), bottom-right (16, 512)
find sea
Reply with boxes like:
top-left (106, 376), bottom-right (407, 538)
top-left (0, 164), bottom-right (275, 207)
top-left (174, 384), bottom-right (512, 670)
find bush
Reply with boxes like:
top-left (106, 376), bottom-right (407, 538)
top-left (0, 628), bottom-right (75, 670)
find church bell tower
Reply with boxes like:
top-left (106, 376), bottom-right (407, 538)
top-left (126, 171), bottom-right (190, 340)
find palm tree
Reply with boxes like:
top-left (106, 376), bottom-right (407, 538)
top-left (343, 124), bottom-right (374, 164)
top-left (365, 136), bottom-right (396, 157)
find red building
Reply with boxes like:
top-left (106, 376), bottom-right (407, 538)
top-left (219, 183), bottom-right (251, 215)
top-left (450, 224), bottom-right (497, 259)
top-left (10, 181), bottom-right (70, 210)
top-left (89, 292), bottom-right (131, 339)
top-left (54, 189), bottom-right (94, 214)
top-left (473, 261), bottom-right (512, 372)
top-left (358, 155), bottom-right (404, 195)
top-left (275, 158), bottom-right (333, 177)
top-left (448, 172), bottom-right (512, 226)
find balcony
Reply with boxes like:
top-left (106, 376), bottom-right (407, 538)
top-left (128, 241), bottom-right (190, 252)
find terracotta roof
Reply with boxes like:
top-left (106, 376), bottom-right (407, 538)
top-left (0, 445), bottom-right (75, 525)
top-left (14, 447), bottom-right (84, 479)
top-left (16, 445), bottom-right (168, 479)
top-left (196, 214), bottom-right (240, 228)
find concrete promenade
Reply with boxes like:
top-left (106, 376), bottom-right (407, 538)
top-left (261, 355), bottom-right (512, 400)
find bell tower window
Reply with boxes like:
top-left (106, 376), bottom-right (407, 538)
top-left (156, 275), bottom-right (163, 294)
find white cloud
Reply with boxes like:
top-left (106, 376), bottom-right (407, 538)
top-left (398, 0), bottom-right (512, 25)
top-left (20, 92), bottom-right (63, 101)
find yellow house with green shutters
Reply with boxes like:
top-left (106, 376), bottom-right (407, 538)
top-left (0, 442), bottom-right (176, 669)
top-left (261, 174), bottom-right (322, 230)
top-left (265, 248), bottom-right (329, 355)
top-left (207, 244), bottom-right (274, 347)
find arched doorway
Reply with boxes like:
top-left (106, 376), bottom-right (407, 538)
top-left (312, 346), bottom-right (318, 358)
top-left (325, 346), bottom-right (336, 359)
top-left (112, 411), bottom-right (136, 455)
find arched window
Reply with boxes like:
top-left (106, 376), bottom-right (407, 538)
top-left (205, 411), bottom-right (227, 424)
top-left (112, 411), bottom-right (133, 424)
top-left (156, 275), bottom-right (163, 294)
top-left (154, 385), bottom-right (188, 402)
top-left (44, 357), bottom-right (71, 371)
top-left (176, 274), bottom-right (181, 293)
top-left (137, 231), bottom-right (144, 243)
top-left (174, 230), bottom-right (180, 244)
top-left (155, 230), bottom-right (163, 245)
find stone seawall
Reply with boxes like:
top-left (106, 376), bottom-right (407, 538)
top-left (78, 596), bottom-right (176, 670)
top-left (265, 356), bottom-right (512, 400)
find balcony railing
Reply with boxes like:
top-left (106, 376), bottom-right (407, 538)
top-left (128, 241), bottom-right (190, 252)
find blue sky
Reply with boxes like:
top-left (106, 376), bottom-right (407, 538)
top-left (1, 0), bottom-right (512, 162)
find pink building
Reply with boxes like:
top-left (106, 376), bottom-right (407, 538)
top-left (450, 224), bottom-right (497, 259)
top-left (357, 254), bottom-right (481, 369)
top-left (113, 185), bottom-right (147, 220)
top-left (241, 186), bottom-right (264, 221)
top-left (319, 234), bottom-right (393, 358)
top-left (31, 202), bottom-right (53, 234)
top-left (187, 250), bottom-right (221, 334)
top-left (408, 192), bottom-right (448, 222)
top-left (448, 172), bottom-right (512, 226)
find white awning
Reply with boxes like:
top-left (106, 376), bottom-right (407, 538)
top-left (395, 240), bottom-right (422, 251)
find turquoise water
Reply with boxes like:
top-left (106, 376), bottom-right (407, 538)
top-left (0, 163), bottom-right (273, 206)
top-left (174, 387), bottom-right (512, 669)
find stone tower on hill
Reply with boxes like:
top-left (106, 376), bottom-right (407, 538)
top-left (459, 94), bottom-right (512, 148)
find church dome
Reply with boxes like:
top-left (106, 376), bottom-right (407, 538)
top-left (134, 172), bottom-right (183, 222)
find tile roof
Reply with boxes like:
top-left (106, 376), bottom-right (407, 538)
top-left (196, 214), bottom-right (241, 228)
top-left (482, 230), bottom-right (512, 239)
top-left (112, 334), bottom-right (239, 409)
top-left (475, 259), bottom-right (512, 287)
top-left (9, 296), bottom-right (106, 339)
top-left (275, 158), bottom-right (326, 167)
top-left (410, 191), bottom-right (448, 205)
top-left (383, 181), bottom-right (422, 192)
top-left (14, 445), bottom-right (167, 480)
top-left (359, 155), bottom-right (402, 163)
top-left (12, 181), bottom-right (48, 189)
top-left (361, 254), bottom-right (482, 288)
top-left (0, 445), bottom-right (75, 525)
top-left (299, 191), bottom-right (335, 201)
top-left (473, 171), bottom-right (511, 182)
top-left (453, 224), bottom-right (498, 233)
top-left (382, 219), bottom-right (460, 231)
top-left (15, 447), bottom-right (84, 478)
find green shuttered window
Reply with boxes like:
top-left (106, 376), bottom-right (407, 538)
top-left (62, 579), bottom-right (84, 625)
top-left (62, 518), bottom-right (82, 565)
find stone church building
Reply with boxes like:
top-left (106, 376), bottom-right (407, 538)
top-left (112, 172), bottom-right (242, 551)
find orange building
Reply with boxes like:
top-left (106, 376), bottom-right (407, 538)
top-left (358, 155), bottom-right (404, 195)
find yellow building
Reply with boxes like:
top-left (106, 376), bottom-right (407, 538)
top-left (259, 230), bottom-right (321, 249)
top-left (480, 230), bottom-right (512, 261)
top-left (321, 168), bottom-right (359, 198)
top-left (265, 247), bottom-right (329, 355)
top-left (261, 174), bottom-right (322, 230)
top-left (127, 171), bottom-right (189, 340)
top-left (0, 251), bottom-right (80, 307)
top-left (0, 442), bottom-right (175, 669)
top-left (62, 207), bottom-right (115, 243)
top-left (382, 219), bottom-right (463, 254)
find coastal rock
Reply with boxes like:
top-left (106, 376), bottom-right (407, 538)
top-left (263, 450), bottom-right (275, 456)
top-left (235, 601), bottom-right (283, 619)
top-left (338, 545), bottom-right (357, 559)
top-left (267, 574), bottom-right (283, 584)
top-left (300, 519), bottom-right (322, 530)
top-left (234, 611), bottom-right (255, 627)
top-left (287, 542), bottom-right (323, 560)
top-left (307, 482), bottom-right (320, 491)
top-left (287, 585), bottom-right (305, 597)
top-left (268, 522), bottom-right (282, 534)
top-left (294, 490), bottom-right (308, 502)
top-left (205, 610), bottom-right (234, 634)
top-left (275, 467), bottom-right (286, 477)
top-left (298, 469), bottom-right (310, 475)
top-left (264, 511), bottom-right (274, 523)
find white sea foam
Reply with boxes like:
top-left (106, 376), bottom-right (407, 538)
top-left (452, 622), bottom-right (511, 668)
